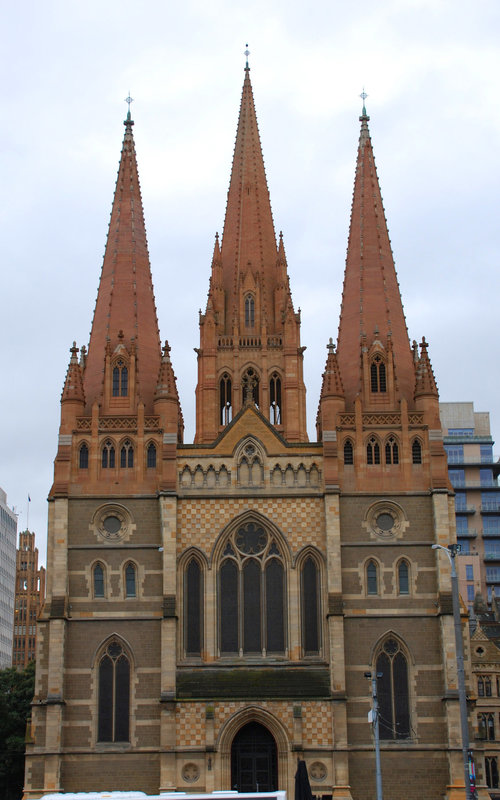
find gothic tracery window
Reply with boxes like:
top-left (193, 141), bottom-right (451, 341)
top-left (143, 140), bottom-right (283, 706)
top-left (367, 436), bottom-right (381, 465)
top-left (112, 360), bottom-right (128, 397)
top-left (376, 638), bottom-right (410, 739)
top-left (219, 521), bottom-right (286, 656)
top-left (385, 436), bottom-right (399, 465)
top-left (102, 440), bottom-right (115, 469)
top-left (98, 640), bottom-right (130, 742)
top-left (245, 294), bottom-right (255, 328)
top-left (220, 373), bottom-right (233, 425)
top-left (120, 440), bottom-right (134, 468)
top-left (269, 372), bottom-right (282, 425)
top-left (370, 355), bottom-right (386, 393)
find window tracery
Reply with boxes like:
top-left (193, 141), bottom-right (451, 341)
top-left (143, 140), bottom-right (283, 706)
top-left (97, 639), bottom-right (130, 743)
top-left (120, 439), bottom-right (134, 468)
top-left (102, 440), bottom-right (115, 469)
top-left (370, 354), bottom-right (386, 393)
top-left (219, 521), bottom-right (286, 656)
top-left (375, 638), bottom-right (410, 739)
top-left (269, 372), bottom-right (282, 425)
top-left (112, 359), bottom-right (128, 397)
top-left (220, 373), bottom-right (233, 425)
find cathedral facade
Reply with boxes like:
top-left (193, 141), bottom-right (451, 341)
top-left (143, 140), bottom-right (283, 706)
top-left (24, 67), bottom-right (471, 800)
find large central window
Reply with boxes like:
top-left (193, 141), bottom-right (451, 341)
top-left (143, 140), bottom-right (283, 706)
top-left (219, 521), bottom-right (285, 656)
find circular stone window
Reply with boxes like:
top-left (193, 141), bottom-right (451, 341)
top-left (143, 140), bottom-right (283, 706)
top-left (363, 501), bottom-right (408, 540)
top-left (91, 503), bottom-right (135, 543)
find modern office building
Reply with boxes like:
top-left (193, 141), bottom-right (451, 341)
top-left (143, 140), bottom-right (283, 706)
top-left (440, 402), bottom-right (500, 609)
top-left (12, 529), bottom-right (46, 668)
top-left (24, 66), bottom-right (473, 800)
top-left (0, 487), bottom-right (18, 668)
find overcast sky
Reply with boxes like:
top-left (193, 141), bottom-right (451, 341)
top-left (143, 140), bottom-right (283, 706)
top-left (1, 0), bottom-right (499, 564)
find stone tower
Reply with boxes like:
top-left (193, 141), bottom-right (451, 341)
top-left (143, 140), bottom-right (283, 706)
top-left (24, 71), bottom-right (476, 800)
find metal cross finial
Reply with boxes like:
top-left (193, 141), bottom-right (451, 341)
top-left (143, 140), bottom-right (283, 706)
top-left (125, 92), bottom-right (134, 120)
top-left (360, 88), bottom-right (368, 115)
top-left (244, 44), bottom-right (250, 69)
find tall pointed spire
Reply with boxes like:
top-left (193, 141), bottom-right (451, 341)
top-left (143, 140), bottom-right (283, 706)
top-left (195, 65), bottom-right (307, 443)
top-left (336, 102), bottom-right (414, 405)
top-left (219, 63), bottom-right (279, 331)
top-left (83, 111), bottom-right (162, 412)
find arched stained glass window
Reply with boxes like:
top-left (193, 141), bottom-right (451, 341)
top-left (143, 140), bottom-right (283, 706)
top-left (367, 437), bottom-right (380, 465)
top-left (301, 556), bottom-right (320, 655)
top-left (344, 439), bottom-right (354, 465)
top-left (370, 355), bottom-right (387, 393)
top-left (219, 522), bottom-right (286, 656)
top-left (385, 436), bottom-right (399, 465)
top-left (185, 558), bottom-right (203, 656)
top-left (125, 563), bottom-right (136, 598)
top-left (98, 641), bottom-right (130, 742)
top-left (146, 442), bottom-right (156, 468)
top-left (376, 638), bottom-right (410, 740)
top-left (367, 560), bottom-right (378, 595)
top-left (102, 440), bottom-right (115, 469)
top-left (93, 563), bottom-right (105, 598)
top-left (245, 295), bottom-right (255, 327)
top-left (112, 360), bottom-right (128, 397)
top-left (120, 440), bottom-right (134, 468)
top-left (398, 561), bottom-right (409, 595)
top-left (79, 443), bottom-right (89, 469)
top-left (412, 439), bottom-right (422, 464)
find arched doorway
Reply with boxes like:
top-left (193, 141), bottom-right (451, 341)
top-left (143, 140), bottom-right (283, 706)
top-left (231, 721), bottom-right (278, 792)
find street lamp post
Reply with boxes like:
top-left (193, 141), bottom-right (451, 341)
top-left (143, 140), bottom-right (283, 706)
top-left (432, 543), bottom-right (473, 800)
top-left (365, 671), bottom-right (383, 800)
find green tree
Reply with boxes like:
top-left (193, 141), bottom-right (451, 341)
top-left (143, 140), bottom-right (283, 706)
top-left (0, 661), bottom-right (35, 800)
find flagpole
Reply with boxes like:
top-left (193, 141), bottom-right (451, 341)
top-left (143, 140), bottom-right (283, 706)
top-left (27, 495), bottom-right (30, 531)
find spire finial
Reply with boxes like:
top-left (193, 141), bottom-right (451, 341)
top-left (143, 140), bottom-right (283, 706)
top-left (124, 92), bottom-right (134, 124)
top-left (244, 44), bottom-right (250, 70)
top-left (360, 88), bottom-right (368, 117)
top-left (327, 337), bottom-right (335, 354)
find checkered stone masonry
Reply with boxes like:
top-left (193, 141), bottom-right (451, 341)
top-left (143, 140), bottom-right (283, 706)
top-left (177, 704), bottom-right (206, 748)
top-left (177, 497), bottom-right (324, 555)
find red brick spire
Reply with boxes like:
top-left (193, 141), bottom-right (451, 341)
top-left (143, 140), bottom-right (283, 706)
top-left (83, 113), bottom-right (162, 412)
top-left (219, 65), bottom-right (279, 331)
top-left (336, 104), bottom-right (414, 405)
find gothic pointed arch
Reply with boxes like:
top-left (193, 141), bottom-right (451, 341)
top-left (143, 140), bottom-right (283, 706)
top-left (145, 440), bottom-right (157, 468)
top-left (411, 437), bottom-right (423, 464)
top-left (179, 548), bottom-right (208, 658)
top-left (371, 633), bottom-right (412, 740)
top-left (213, 512), bottom-right (291, 658)
top-left (94, 636), bottom-right (133, 744)
top-left (343, 437), bottom-right (354, 465)
top-left (384, 434), bottom-right (399, 465)
top-left (296, 547), bottom-right (324, 657)
top-left (111, 354), bottom-right (129, 398)
top-left (219, 370), bottom-right (233, 426)
top-left (217, 705), bottom-right (290, 791)
top-left (241, 366), bottom-right (260, 407)
top-left (79, 441), bottom-right (89, 469)
top-left (235, 436), bottom-right (265, 488)
top-left (366, 434), bottom-right (381, 465)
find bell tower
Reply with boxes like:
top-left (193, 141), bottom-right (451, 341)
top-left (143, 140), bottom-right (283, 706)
top-left (195, 64), bottom-right (307, 443)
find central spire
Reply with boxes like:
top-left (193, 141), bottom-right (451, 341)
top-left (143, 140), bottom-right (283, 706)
top-left (195, 66), bottom-right (307, 443)
top-left (219, 64), bottom-right (279, 331)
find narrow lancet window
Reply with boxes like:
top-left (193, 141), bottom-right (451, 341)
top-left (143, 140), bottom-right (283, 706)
top-left (146, 442), bottom-right (156, 468)
top-left (344, 439), bottom-right (354, 465)
top-left (79, 443), bottom-right (89, 469)
top-left (371, 355), bottom-right (386, 393)
top-left (269, 372), bottom-right (281, 425)
top-left (245, 294), bottom-right (255, 327)
top-left (220, 373), bottom-right (232, 425)
top-left (98, 641), bottom-right (130, 742)
top-left (412, 439), bottom-right (422, 464)
top-left (102, 440), bottom-right (115, 469)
